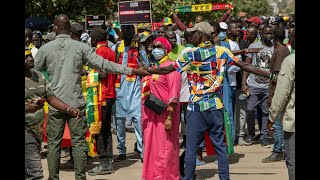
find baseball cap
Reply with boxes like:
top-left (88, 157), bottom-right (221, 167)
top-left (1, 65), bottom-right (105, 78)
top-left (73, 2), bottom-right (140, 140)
top-left (219, 22), bottom-right (228, 30)
top-left (138, 23), bottom-right (151, 31)
top-left (139, 31), bottom-right (151, 42)
top-left (246, 16), bottom-right (261, 24)
top-left (186, 22), bottom-right (214, 37)
top-left (163, 17), bottom-right (173, 26)
top-left (70, 23), bottom-right (84, 35)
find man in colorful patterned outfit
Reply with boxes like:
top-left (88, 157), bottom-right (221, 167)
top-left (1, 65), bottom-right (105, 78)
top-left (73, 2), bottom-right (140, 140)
top-left (146, 22), bottom-right (272, 180)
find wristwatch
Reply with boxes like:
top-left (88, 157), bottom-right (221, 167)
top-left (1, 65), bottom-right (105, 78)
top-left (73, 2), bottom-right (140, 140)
top-left (166, 116), bottom-right (172, 120)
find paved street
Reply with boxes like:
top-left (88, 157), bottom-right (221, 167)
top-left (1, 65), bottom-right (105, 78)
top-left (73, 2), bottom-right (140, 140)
top-left (42, 130), bottom-right (288, 180)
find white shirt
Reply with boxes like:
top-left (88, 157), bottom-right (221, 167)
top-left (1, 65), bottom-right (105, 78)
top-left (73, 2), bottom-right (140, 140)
top-left (227, 40), bottom-right (241, 87)
top-left (177, 47), bottom-right (192, 102)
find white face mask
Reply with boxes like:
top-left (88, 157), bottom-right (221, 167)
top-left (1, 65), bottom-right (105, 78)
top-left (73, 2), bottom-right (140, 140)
top-left (151, 48), bottom-right (165, 60)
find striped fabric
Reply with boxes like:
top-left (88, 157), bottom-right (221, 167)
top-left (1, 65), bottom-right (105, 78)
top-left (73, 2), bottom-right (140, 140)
top-left (173, 46), bottom-right (239, 111)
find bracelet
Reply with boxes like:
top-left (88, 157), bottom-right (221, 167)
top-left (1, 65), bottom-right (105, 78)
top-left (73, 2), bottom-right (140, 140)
top-left (66, 106), bottom-right (71, 113)
top-left (268, 73), bottom-right (274, 80)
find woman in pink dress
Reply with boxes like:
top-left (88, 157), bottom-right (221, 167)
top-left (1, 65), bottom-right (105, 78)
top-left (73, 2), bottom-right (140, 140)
top-left (141, 37), bottom-right (181, 180)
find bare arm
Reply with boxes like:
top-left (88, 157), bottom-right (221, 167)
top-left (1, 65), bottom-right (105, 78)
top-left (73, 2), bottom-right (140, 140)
top-left (147, 64), bottom-right (176, 74)
top-left (237, 57), bottom-right (269, 78)
top-left (173, 13), bottom-right (189, 31)
top-left (47, 96), bottom-right (80, 118)
top-left (217, 9), bottom-right (232, 23)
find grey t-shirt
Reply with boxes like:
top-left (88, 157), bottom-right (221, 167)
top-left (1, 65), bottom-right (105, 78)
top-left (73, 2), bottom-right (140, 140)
top-left (245, 41), bottom-right (274, 89)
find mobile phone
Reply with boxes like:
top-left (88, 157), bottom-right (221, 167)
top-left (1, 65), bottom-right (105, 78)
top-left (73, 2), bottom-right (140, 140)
top-left (36, 99), bottom-right (46, 105)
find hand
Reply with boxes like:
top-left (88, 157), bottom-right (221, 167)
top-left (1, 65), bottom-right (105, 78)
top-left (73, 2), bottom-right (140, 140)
top-left (26, 101), bottom-right (44, 113)
top-left (98, 71), bottom-right (106, 79)
top-left (267, 120), bottom-right (275, 131)
top-left (133, 34), bottom-right (140, 43)
top-left (67, 107), bottom-right (81, 119)
top-left (267, 96), bottom-right (272, 108)
top-left (248, 48), bottom-right (263, 53)
top-left (81, 69), bottom-right (88, 76)
top-left (132, 67), bottom-right (150, 77)
top-left (165, 118), bottom-right (173, 132)
top-left (241, 84), bottom-right (249, 94)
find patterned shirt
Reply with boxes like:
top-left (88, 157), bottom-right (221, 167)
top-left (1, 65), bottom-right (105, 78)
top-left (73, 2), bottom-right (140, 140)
top-left (173, 46), bottom-right (239, 111)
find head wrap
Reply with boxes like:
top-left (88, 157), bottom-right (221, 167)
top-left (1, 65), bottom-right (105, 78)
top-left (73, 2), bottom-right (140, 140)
top-left (153, 37), bottom-right (172, 53)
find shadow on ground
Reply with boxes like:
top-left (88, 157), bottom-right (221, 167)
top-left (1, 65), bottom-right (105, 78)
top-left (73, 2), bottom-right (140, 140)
top-left (202, 153), bottom-right (245, 164)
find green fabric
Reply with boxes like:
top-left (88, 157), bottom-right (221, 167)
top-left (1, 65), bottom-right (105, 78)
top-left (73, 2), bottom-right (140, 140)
top-left (46, 107), bottom-right (87, 180)
top-left (168, 45), bottom-right (185, 61)
top-left (185, 44), bottom-right (194, 48)
top-left (224, 109), bottom-right (234, 154)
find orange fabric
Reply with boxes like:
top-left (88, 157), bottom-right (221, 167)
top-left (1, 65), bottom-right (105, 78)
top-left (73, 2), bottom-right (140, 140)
top-left (42, 114), bottom-right (72, 147)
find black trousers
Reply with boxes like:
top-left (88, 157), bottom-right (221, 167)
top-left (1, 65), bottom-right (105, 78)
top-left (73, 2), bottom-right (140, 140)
top-left (95, 98), bottom-right (115, 159)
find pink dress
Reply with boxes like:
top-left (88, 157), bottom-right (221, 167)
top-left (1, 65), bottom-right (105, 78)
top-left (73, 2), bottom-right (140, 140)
top-left (142, 60), bottom-right (181, 180)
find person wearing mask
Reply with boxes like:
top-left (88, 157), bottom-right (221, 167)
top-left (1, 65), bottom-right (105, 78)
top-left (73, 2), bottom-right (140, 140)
top-left (33, 14), bottom-right (149, 180)
top-left (141, 37), bottom-right (181, 180)
top-left (146, 22), bottom-right (273, 180)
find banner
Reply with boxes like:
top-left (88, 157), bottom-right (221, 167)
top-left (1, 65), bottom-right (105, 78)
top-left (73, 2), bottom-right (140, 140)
top-left (85, 15), bottom-right (106, 31)
top-left (175, 3), bottom-right (233, 13)
top-left (118, 0), bottom-right (152, 25)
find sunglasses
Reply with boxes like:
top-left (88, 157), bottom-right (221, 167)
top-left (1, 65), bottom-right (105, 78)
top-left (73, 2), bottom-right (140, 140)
top-left (152, 45), bottom-right (164, 49)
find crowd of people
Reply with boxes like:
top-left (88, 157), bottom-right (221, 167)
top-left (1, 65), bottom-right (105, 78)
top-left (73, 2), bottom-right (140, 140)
top-left (25, 8), bottom-right (295, 180)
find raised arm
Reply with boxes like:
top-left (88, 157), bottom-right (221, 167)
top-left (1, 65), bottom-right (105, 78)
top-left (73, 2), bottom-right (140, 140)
top-left (217, 9), bottom-right (232, 23)
top-left (172, 13), bottom-right (189, 31)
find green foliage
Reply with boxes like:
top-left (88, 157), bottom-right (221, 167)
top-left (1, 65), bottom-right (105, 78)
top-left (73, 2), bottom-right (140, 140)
top-left (25, 0), bottom-right (272, 24)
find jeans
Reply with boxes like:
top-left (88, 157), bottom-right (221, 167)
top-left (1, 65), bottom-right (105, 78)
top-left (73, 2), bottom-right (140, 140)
top-left (47, 106), bottom-right (87, 180)
top-left (25, 132), bottom-right (43, 180)
top-left (284, 131), bottom-right (295, 180)
top-left (273, 114), bottom-right (284, 153)
top-left (115, 116), bottom-right (143, 157)
top-left (235, 89), bottom-right (246, 137)
top-left (95, 98), bottom-right (115, 159)
top-left (246, 86), bottom-right (269, 141)
top-left (184, 110), bottom-right (230, 180)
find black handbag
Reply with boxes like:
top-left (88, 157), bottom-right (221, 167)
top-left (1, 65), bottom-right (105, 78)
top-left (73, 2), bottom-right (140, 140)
top-left (144, 94), bottom-right (168, 115)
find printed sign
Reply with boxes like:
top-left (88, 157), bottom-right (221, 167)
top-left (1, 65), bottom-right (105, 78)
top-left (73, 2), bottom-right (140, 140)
top-left (118, 1), bottom-right (152, 25)
top-left (85, 15), bottom-right (106, 31)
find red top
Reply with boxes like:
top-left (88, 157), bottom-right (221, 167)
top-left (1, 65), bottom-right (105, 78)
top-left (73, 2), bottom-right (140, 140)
top-left (96, 41), bottom-right (117, 99)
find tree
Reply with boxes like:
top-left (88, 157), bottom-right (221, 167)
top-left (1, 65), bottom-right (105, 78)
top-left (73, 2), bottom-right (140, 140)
top-left (25, 0), bottom-right (272, 25)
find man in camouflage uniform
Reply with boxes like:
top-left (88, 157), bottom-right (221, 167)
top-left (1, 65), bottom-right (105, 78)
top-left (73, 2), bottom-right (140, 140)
top-left (25, 47), bottom-right (80, 179)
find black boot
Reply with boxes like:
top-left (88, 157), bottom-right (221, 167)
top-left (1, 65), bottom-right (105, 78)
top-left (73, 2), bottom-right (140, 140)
top-left (88, 158), bottom-right (114, 176)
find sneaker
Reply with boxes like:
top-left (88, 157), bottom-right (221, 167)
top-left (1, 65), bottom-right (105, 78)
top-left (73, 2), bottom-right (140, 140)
top-left (261, 152), bottom-right (284, 163)
top-left (88, 164), bottom-right (114, 176)
top-left (244, 136), bottom-right (253, 146)
top-left (114, 154), bottom-right (126, 162)
top-left (196, 157), bottom-right (206, 166)
top-left (260, 139), bottom-right (271, 148)
top-left (238, 137), bottom-right (246, 146)
top-left (60, 159), bottom-right (74, 169)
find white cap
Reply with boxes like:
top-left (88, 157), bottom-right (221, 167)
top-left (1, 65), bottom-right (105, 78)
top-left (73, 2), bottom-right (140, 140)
top-left (219, 22), bottom-right (228, 30)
